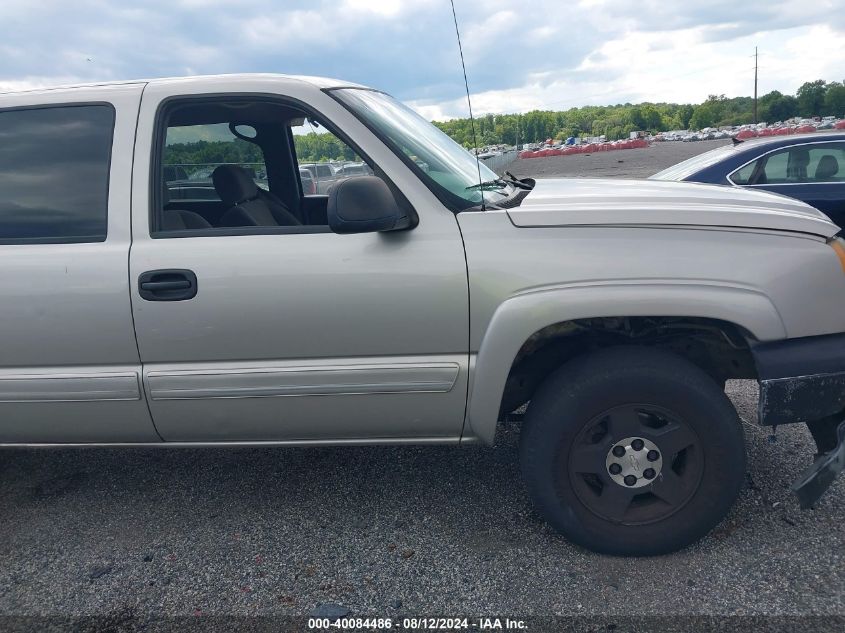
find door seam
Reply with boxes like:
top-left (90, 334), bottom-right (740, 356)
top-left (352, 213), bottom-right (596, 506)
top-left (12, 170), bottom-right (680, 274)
top-left (126, 81), bottom-right (164, 441)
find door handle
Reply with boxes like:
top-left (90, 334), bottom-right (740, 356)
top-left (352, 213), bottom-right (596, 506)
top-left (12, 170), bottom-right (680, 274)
top-left (138, 269), bottom-right (197, 301)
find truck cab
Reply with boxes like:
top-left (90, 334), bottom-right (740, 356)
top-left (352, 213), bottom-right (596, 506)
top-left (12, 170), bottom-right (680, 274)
top-left (0, 75), bottom-right (473, 445)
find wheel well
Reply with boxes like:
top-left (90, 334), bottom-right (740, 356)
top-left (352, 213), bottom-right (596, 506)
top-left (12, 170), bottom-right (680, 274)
top-left (499, 316), bottom-right (758, 417)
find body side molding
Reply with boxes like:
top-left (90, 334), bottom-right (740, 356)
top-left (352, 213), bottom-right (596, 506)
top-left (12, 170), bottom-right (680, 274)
top-left (146, 361), bottom-right (460, 401)
top-left (0, 371), bottom-right (141, 403)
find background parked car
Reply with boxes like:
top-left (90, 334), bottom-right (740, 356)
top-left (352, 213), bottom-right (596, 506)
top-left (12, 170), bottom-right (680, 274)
top-left (335, 162), bottom-right (373, 178)
top-left (299, 167), bottom-right (317, 195)
top-left (300, 162), bottom-right (342, 194)
top-left (162, 165), bottom-right (188, 181)
top-left (651, 133), bottom-right (845, 226)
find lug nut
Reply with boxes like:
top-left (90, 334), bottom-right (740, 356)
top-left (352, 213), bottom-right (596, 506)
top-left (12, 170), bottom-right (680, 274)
top-left (609, 463), bottom-right (622, 475)
top-left (612, 446), bottom-right (626, 457)
top-left (631, 439), bottom-right (645, 451)
top-left (647, 450), bottom-right (660, 462)
top-left (643, 468), bottom-right (656, 480)
top-left (623, 475), bottom-right (637, 486)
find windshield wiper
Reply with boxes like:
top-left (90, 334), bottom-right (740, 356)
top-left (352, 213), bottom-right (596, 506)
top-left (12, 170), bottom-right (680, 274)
top-left (465, 173), bottom-right (533, 193)
top-left (504, 171), bottom-right (534, 190)
top-left (465, 179), bottom-right (510, 192)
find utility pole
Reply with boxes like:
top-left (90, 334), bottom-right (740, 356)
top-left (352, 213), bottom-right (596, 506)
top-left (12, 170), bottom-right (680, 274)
top-left (753, 46), bottom-right (758, 124)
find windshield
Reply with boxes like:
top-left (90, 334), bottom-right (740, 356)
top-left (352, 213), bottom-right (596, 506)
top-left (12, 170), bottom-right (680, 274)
top-left (331, 88), bottom-right (508, 210)
top-left (650, 144), bottom-right (737, 181)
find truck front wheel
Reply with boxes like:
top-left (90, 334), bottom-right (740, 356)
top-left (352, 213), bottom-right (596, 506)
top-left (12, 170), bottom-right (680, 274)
top-left (519, 346), bottom-right (746, 556)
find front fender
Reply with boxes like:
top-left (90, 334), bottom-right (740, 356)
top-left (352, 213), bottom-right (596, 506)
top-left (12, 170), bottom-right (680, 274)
top-left (464, 280), bottom-right (785, 445)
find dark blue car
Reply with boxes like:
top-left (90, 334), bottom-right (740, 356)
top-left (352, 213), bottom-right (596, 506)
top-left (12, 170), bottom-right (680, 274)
top-left (651, 133), bottom-right (845, 226)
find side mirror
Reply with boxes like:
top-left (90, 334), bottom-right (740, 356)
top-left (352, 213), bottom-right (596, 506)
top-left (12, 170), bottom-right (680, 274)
top-left (328, 176), bottom-right (412, 234)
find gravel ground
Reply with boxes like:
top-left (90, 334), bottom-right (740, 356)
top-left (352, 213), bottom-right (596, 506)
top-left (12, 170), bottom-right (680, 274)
top-left (1, 387), bottom-right (843, 621)
top-left (1, 140), bottom-right (843, 626)
top-left (509, 138), bottom-right (731, 180)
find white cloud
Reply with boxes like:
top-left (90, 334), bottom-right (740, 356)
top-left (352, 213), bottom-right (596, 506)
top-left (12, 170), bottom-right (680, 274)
top-left (0, 0), bottom-right (841, 120)
top-left (342, 0), bottom-right (404, 16)
top-left (411, 19), bottom-right (845, 120)
top-left (464, 10), bottom-right (517, 58)
top-left (0, 76), bottom-right (82, 93)
top-left (240, 10), bottom-right (336, 50)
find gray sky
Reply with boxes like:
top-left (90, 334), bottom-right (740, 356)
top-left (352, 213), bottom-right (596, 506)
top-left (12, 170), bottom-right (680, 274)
top-left (1, 0), bottom-right (843, 120)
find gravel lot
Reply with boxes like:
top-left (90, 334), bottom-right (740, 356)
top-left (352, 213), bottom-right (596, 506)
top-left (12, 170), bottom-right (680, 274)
top-left (1, 384), bottom-right (843, 622)
top-left (1, 140), bottom-right (843, 627)
top-left (509, 138), bottom-right (731, 180)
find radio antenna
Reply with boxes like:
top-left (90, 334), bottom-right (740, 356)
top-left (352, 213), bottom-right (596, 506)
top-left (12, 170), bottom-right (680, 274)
top-left (449, 0), bottom-right (485, 210)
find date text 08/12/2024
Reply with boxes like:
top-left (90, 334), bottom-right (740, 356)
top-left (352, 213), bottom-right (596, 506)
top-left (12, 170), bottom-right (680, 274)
top-left (307, 617), bottom-right (528, 630)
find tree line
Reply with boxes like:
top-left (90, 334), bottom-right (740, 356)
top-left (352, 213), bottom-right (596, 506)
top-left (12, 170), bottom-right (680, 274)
top-left (164, 133), bottom-right (361, 166)
top-left (434, 79), bottom-right (845, 145)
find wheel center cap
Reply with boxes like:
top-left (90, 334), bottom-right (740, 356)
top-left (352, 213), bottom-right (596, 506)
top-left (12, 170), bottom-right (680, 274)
top-left (606, 436), bottom-right (663, 488)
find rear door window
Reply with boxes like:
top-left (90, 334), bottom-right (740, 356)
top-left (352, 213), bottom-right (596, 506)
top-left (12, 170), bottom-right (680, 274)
top-left (731, 143), bottom-right (845, 185)
top-left (761, 152), bottom-right (789, 182)
top-left (0, 104), bottom-right (114, 242)
top-left (806, 145), bottom-right (845, 182)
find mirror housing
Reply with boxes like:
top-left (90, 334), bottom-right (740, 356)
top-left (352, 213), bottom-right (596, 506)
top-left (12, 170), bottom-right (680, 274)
top-left (328, 176), bottom-right (412, 234)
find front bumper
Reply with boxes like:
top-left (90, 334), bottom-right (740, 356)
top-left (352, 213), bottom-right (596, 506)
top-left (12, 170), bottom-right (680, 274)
top-left (754, 332), bottom-right (845, 427)
top-left (752, 332), bottom-right (845, 507)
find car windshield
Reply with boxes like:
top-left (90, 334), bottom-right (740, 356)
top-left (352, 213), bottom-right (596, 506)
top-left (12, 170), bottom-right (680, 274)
top-left (331, 88), bottom-right (508, 210)
top-left (650, 144), bottom-right (738, 181)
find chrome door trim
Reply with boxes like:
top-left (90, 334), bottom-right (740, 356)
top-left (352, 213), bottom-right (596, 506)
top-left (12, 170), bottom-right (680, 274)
top-left (146, 362), bottom-right (460, 400)
top-left (736, 181), bottom-right (843, 188)
top-left (0, 371), bottom-right (141, 403)
top-left (0, 436), bottom-right (462, 448)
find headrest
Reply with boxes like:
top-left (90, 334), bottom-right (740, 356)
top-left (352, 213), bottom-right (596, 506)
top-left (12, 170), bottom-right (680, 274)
top-left (212, 164), bottom-right (259, 205)
top-left (161, 180), bottom-right (170, 206)
top-left (788, 149), bottom-right (810, 166)
top-left (815, 155), bottom-right (840, 180)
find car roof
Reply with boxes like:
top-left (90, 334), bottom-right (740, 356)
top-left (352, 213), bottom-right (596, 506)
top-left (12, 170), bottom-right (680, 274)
top-left (733, 132), bottom-right (845, 154)
top-left (0, 73), bottom-right (369, 96)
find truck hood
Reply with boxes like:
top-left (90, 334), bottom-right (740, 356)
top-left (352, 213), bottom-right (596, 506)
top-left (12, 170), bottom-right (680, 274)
top-left (506, 178), bottom-right (838, 238)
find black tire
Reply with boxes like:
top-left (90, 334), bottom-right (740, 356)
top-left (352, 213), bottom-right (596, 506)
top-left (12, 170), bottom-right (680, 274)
top-left (520, 346), bottom-right (745, 556)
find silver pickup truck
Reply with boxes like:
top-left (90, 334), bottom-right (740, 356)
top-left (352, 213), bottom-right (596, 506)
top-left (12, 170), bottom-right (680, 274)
top-left (1, 74), bottom-right (844, 556)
